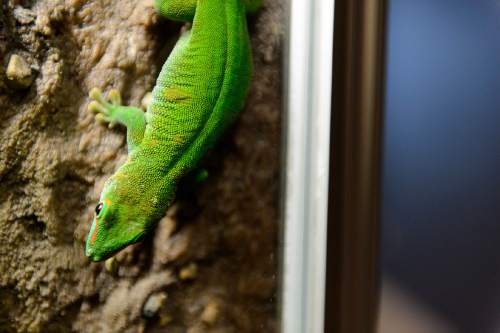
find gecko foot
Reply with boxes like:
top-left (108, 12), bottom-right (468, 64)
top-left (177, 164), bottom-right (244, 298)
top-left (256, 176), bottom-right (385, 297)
top-left (88, 88), bottom-right (123, 129)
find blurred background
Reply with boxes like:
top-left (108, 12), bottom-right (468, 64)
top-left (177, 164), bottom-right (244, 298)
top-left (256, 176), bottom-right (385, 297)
top-left (379, 0), bottom-right (500, 332)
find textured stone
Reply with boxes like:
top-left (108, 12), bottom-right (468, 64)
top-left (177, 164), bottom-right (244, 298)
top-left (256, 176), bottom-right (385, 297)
top-left (6, 54), bottom-right (33, 89)
top-left (104, 257), bottom-right (118, 275)
top-left (13, 7), bottom-right (36, 25)
top-left (142, 292), bottom-right (168, 318)
top-left (200, 301), bottom-right (219, 325)
top-left (179, 262), bottom-right (198, 280)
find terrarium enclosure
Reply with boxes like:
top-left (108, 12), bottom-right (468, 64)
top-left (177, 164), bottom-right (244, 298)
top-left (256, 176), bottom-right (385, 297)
top-left (0, 0), bottom-right (285, 332)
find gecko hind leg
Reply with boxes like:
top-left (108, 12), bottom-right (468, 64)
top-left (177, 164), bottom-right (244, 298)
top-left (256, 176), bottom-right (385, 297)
top-left (88, 88), bottom-right (146, 153)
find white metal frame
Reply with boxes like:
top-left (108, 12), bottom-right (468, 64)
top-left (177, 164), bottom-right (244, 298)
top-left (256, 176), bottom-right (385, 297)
top-left (281, 0), bottom-right (335, 332)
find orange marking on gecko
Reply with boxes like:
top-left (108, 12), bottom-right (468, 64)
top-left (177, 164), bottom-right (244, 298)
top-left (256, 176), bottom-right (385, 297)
top-left (90, 217), bottom-right (99, 244)
top-left (90, 198), bottom-right (112, 244)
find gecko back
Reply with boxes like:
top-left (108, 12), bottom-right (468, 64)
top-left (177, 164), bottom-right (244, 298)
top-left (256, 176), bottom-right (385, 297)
top-left (84, 0), bottom-right (260, 261)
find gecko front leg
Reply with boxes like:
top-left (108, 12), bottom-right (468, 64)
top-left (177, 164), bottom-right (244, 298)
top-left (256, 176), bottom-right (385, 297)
top-left (88, 88), bottom-right (146, 153)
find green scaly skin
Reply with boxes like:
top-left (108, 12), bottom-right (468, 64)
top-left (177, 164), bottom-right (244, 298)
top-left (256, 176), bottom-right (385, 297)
top-left (85, 0), bottom-right (261, 261)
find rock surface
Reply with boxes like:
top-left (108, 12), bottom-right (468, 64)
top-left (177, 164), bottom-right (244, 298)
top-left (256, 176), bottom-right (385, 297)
top-left (0, 0), bottom-right (283, 332)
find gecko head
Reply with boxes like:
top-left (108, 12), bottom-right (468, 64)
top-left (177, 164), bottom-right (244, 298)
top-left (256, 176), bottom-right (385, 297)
top-left (85, 192), bottom-right (146, 262)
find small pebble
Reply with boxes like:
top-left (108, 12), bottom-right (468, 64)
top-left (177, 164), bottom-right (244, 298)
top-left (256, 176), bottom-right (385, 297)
top-left (159, 314), bottom-right (173, 327)
top-left (35, 15), bottom-right (52, 36)
top-left (179, 263), bottom-right (198, 281)
top-left (80, 301), bottom-right (91, 312)
top-left (141, 92), bottom-right (152, 110)
top-left (104, 257), bottom-right (118, 274)
top-left (13, 7), bottom-right (36, 24)
top-left (6, 54), bottom-right (33, 89)
top-left (142, 292), bottom-right (168, 318)
top-left (200, 301), bottom-right (219, 325)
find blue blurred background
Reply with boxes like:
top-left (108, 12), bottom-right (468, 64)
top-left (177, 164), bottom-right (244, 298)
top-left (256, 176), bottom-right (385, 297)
top-left (381, 0), bottom-right (500, 331)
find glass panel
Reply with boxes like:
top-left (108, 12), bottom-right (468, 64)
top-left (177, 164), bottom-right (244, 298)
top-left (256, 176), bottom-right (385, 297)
top-left (0, 1), bottom-right (284, 332)
top-left (380, 0), bottom-right (500, 332)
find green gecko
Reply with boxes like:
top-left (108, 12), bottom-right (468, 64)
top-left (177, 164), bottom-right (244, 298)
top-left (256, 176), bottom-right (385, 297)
top-left (85, 0), bottom-right (261, 261)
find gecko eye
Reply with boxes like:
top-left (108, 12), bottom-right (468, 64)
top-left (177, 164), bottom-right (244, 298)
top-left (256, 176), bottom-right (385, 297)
top-left (95, 202), bottom-right (104, 215)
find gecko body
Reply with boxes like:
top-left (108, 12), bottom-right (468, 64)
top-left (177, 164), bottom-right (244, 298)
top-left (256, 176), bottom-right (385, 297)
top-left (85, 0), bottom-right (260, 261)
